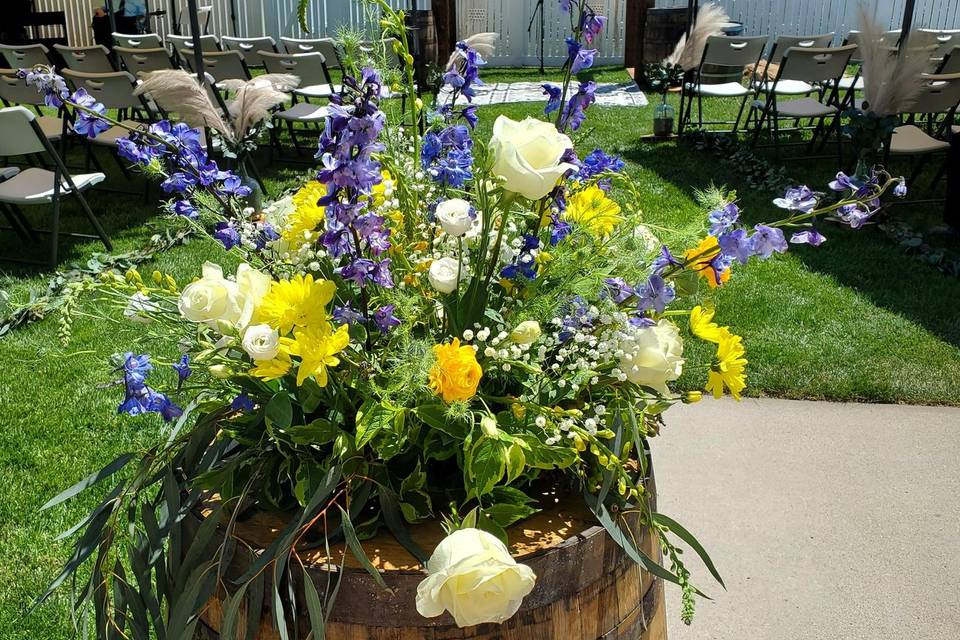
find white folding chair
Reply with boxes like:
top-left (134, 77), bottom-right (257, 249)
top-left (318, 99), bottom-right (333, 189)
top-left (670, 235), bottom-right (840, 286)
top-left (0, 43), bottom-right (51, 70)
top-left (749, 44), bottom-right (856, 162)
top-left (0, 106), bottom-right (108, 267)
top-left (54, 45), bottom-right (115, 73)
top-left (168, 34), bottom-right (221, 69)
top-left (200, 50), bottom-right (251, 87)
top-left (679, 34), bottom-right (767, 135)
top-left (754, 33), bottom-right (835, 96)
top-left (0, 68), bottom-right (66, 143)
top-left (281, 37), bottom-right (342, 69)
top-left (259, 50), bottom-right (338, 100)
top-left (115, 47), bottom-right (175, 77)
top-left (221, 36), bottom-right (277, 69)
top-left (112, 33), bottom-right (163, 49)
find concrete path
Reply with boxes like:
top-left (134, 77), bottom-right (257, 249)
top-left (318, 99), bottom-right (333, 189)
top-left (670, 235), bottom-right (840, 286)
top-left (650, 398), bottom-right (960, 640)
top-left (438, 81), bottom-right (647, 107)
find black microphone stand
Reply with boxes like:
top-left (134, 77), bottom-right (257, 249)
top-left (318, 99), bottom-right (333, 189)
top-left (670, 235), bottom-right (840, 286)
top-left (527, 0), bottom-right (546, 74)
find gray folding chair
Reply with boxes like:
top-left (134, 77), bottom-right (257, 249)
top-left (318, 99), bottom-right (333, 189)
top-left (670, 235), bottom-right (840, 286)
top-left (54, 44), bottom-right (115, 73)
top-left (916, 30), bottom-right (960, 61)
top-left (886, 73), bottom-right (960, 192)
top-left (679, 34), bottom-right (767, 135)
top-left (168, 34), bottom-right (221, 69)
top-left (221, 36), bottom-right (277, 68)
top-left (0, 68), bottom-right (65, 143)
top-left (200, 50), bottom-right (251, 86)
top-left (937, 46), bottom-right (960, 75)
top-left (61, 69), bottom-right (155, 152)
top-left (115, 47), bottom-right (175, 77)
top-left (755, 33), bottom-right (835, 96)
top-left (112, 32), bottom-right (163, 49)
top-left (281, 37), bottom-right (342, 68)
top-left (259, 50), bottom-right (337, 100)
top-left (0, 106), bottom-right (109, 267)
top-left (0, 44), bottom-right (51, 70)
top-left (749, 44), bottom-right (856, 161)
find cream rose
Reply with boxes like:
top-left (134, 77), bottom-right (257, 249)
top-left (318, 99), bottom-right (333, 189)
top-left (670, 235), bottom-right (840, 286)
top-left (241, 324), bottom-right (280, 361)
top-left (489, 115), bottom-right (577, 201)
top-left (178, 262), bottom-right (271, 332)
top-left (436, 198), bottom-right (474, 237)
top-left (428, 257), bottom-right (462, 294)
top-left (510, 320), bottom-right (541, 345)
top-left (618, 319), bottom-right (684, 394)
top-left (416, 528), bottom-right (536, 627)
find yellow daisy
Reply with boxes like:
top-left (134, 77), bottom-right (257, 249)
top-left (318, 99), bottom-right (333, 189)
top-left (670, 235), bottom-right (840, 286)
top-left (564, 185), bottom-right (623, 236)
top-left (689, 305), bottom-right (724, 343)
top-left (255, 274), bottom-right (337, 335)
top-left (283, 181), bottom-right (327, 246)
top-left (249, 344), bottom-right (294, 381)
top-left (288, 324), bottom-right (350, 387)
top-left (705, 328), bottom-right (747, 400)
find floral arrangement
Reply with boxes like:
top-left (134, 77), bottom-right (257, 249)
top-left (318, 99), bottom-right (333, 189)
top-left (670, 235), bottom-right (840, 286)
top-left (32, 1), bottom-right (905, 637)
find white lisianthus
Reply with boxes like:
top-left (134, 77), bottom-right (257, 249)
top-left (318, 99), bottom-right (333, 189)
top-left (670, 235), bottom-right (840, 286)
top-left (241, 324), bottom-right (280, 361)
top-left (416, 528), bottom-right (536, 627)
top-left (428, 257), bottom-right (462, 294)
top-left (436, 198), bottom-right (474, 237)
top-left (489, 115), bottom-right (578, 201)
top-left (178, 262), bottom-right (271, 332)
top-left (510, 320), bottom-right (541, 345)
top-left (123, 292), bottom-right (158, 323)
top-left (618, 319), bottom-right (684, 394)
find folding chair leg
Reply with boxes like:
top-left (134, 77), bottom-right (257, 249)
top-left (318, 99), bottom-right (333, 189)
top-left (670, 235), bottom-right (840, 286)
top-left (732, 93), bottom-right (749, 134)
top-left (49, 193), bottom-right (61, 269)
top-left (286, 120), bottom-right (303, 157)
top-left (678, 87), bottom-right (687, 136)
top-left (10, 204), bottom-right (40, 242)
top-left (111, 150), bottom-right (132, 180)
top-left (749, 107), bottom-right (767, 148)
top-left (0, 203), bottom-right (30, 241)
top-left (772, 113), bottom-right (782, 163)
top-left (74, 190), bottom-right (112, 251)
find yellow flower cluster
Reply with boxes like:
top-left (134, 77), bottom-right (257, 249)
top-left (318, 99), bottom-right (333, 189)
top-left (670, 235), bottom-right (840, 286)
top-left (249, 274), bottom-right (349, 388)
top-left (690, 305), bottom-right (747, 400)
top-left (283, 181), bottom-right (327, 247)
top-left (429, 338), bottom-right (483, 403)
top-left (564, 185), bottom-right (622, 236)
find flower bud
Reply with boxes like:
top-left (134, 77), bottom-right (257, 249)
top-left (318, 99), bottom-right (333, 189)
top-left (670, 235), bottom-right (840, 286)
top-left (683, 391), bottom-right (703, 404)
top-left (208, 364), bottom-right (232, 379)
top-left (480, 415), bottom-right (498, 437)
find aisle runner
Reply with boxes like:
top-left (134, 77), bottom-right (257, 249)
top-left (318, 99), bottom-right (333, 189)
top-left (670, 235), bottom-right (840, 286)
top-left (439, 81), bottom-right (648, 107)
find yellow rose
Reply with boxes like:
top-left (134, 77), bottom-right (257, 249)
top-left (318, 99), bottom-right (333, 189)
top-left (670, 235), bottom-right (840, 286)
top-left (416, 528), bottom-right (536, 627)
top-left (428, 338), bottom-right (482, 403)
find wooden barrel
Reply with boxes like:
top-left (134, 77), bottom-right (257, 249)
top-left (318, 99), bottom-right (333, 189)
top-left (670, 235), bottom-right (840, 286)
top-left (410, 9), bottom-right (439, 67)
top-left (197, 477), bottom-right (666, 640)
top-left (643, 8), bottom-right (689, 64)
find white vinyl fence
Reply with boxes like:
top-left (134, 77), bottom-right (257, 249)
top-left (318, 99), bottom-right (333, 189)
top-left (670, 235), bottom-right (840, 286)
top-left (26, 0), bottom-right (960, 64)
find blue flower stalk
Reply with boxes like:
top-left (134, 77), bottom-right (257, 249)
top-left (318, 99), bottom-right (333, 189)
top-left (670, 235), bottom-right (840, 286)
top-left (546, 0), bottom-right (607, 132)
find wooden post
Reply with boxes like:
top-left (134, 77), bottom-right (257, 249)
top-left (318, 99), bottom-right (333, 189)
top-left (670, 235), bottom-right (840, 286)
top-left (624, 0), bottom-right (653, 80)
top-left (432, 0), bottom-right (458, 62)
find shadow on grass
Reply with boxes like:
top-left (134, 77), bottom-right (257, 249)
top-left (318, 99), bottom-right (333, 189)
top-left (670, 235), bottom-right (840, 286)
top-left (623, 138), bottom-right (960, 350)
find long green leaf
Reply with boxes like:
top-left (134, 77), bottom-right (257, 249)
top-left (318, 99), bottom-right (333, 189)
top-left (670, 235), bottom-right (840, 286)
top-left (218, 580), bottom-right (250, 640)
top-left (243, 572), bottom-right (265, 640)
top-left (337, 505), bottom-right (388, 590)
top-left (301, 565), bottom-right (326, 640)
top-left (41, 453), bottom-right (134, 510)
top-left (378, 487), bottom-right (428, 564)
top-left (55, 482), bottom-right (124, 541)
top-left (166, 560), bottom-right (214, 640)
top-left (653, 512), bottom-right (725, 588)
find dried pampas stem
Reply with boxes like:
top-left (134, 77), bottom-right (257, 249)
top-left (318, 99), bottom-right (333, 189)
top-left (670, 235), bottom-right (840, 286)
top-left (857, 5), bottom-right (929, 116)
top-left (446, 32), bottom-right (499, 70)
top-left (663, 2), bottom-right (730, 70)
top-left (134, 69), bottom-right (233, 141)
top-left (228, 74), bottom-right (299, 137)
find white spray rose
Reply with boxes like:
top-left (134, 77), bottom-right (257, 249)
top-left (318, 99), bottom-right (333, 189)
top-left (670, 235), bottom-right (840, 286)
top-left (178, 262), bottom-right (270, 332)
top-left (428, 257), bottom-right (462, 294)
top-left (241, 324), bottom-right (280, 361)
top-left (618, 319), bottom-right (684, 394)
top-left (510, 320), bottom-right (541, 345)
top-left (416, 528), bottom-right (536, 627)
top-left (436, 198), bottom-right (474, 237)
top-left (489, 115), bottom-right (578, 200)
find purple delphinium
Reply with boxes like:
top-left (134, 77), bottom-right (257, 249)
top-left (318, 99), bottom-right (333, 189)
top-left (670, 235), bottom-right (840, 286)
top-left (789, 229), bottom-right (826, 246)
top-left (893, 178), bottom-right (908, 197)
top-left (543, 83), bottom-right (563, 115)
top-left (578, 149), bottom-right (624, 182)
top-left (707, 203), bottom-right (740, 236)
top-left (172, 354), bottom-right (191, 390)
top-left (116, 352), bottom-right (182, 422)
top-left (749, 225), bottom-right (788, 259)
top-left (635, 274), bottom-right (675, 314)
top-left (773, 185), bottom-right (818, 212)
top-left (717, 229), bottom-right (752, 265)
top-left (581, 11), bottom-right (607, 44)
top-left (333, 303), bottom-right (365, 325)
top-left (372, 304), bottom-right (401, 333)
top-left (550, 213), bottom-right (573, 246)
top-left (560, 81), bottom-right (597, 132)
top-left (835, 203), bottom-right (874, 228)
top-left (828, 172), bottom-right (855, 192)
top-left (604, 277), bottom-right (635, 304)
top-left (651, 245), bottom-right (681, 274)
top-left (70, 88), bottom-right (110, 138)
top-left (213, 221), bottom-right (241, 250)
top-left (170, 200), bottom-right (198, 219)
top-left (501, 235), bottom-right (541, 281)
top-left (231, 393), bottom-right (255, 413)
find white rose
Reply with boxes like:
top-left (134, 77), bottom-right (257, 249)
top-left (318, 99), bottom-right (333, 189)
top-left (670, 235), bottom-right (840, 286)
top-left (489, 115), bottom-right (578, 201)
top-left (428, 257), bottom-right (462, 294)
top-left (619, 319), bottom-right (684, 394)
top-left (510, 320), bottom-right (541, 345)
top-left (123, 292), bottom-right (158, 323)
top-left (436, 198), bottom-right (474, 237)
top-left (241, 324), bottom-right (280, 361)
top-left (178, 262), bottom-right (271, 332)
top-left (416, 528), bottom-right (536, 627)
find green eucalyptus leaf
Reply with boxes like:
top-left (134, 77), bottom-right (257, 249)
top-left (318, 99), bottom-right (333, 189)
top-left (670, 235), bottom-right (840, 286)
top-left (265, 393), bottom-right (293, 429)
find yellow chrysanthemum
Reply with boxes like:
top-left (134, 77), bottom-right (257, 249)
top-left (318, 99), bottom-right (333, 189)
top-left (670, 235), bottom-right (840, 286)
top-left (250, 344), bottom-right (294, 381)
top-left (283, 181), bottom-right (327, 246)
top-left (684, 236), bottom-right (729, 288)
top-left (690, 305), bottom-right (724, 343)
top-left (429, 338), bottom-right (483, 403)
top-left (705, 328), bottom-right (747, 400)
top-left (287, 324), bottom-right (350, 387)
top-left (370, 170), bottom-right (394, 207)
top-left (255, 274), bottom-right (337, 335)
top-left (564, 185), bottom-right (623, 236)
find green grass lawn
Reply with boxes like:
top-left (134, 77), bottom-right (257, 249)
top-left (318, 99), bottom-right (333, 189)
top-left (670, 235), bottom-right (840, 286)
top-left (2, 68), bottom-right (960, 637)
